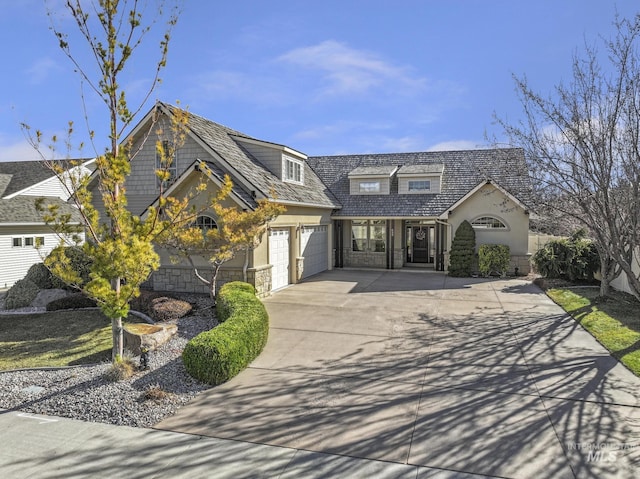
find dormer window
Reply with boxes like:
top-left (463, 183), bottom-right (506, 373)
top-left (398, 164), bottom-right (443, 194)
top-left (408, 180), bottom-right (431, 192)
top-left (348, 165), bottom-right (397, 195)
top-left (283, 155), bottom-right (303, 184)
top-left (359, 181), bottom-right (381, 193)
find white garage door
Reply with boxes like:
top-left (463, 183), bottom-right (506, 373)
top-left (300, 225), bottom-right (329, 279)
top-left (269, 228), bottom-right (290, 291)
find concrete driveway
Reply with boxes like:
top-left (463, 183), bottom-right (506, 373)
top-left (156, 270), bottom-right (640, 478)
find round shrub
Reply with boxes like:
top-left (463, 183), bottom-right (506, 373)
top-left (46, 293), bottom-right (97, 311)
top-left (4, 279), bottom-right (40, 309)
top-left (183, 281), bottom-right (268, 385)
top-left (25, 262), bottom-right (65, 289)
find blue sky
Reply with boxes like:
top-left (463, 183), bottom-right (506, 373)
top-left (1, 0), bottom-right (638, 161)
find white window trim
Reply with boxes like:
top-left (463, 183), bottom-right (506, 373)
top-left (358, 181), bottom-right (381, 193)
top-left (283, 155), bottom-right (304, 185)
top-left (408, 179), bottom-right (431, 192)
top-left (11, 236), bottom-right (45, 248)
top-left (471, 216), bottom-right (509, 230)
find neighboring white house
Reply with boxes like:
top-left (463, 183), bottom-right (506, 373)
top-left (611, 250), bottom-right (640, 297)
top-left (0, 160), bottom-right (92, 288)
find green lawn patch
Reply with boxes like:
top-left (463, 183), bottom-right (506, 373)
top-left (0, 310), bottom-right (143, 370)
top-left (547, 287), bottom-right (640, 376)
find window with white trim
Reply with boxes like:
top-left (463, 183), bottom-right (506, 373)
top-left (471, 216), bottom-right (507, 229)
top-left (408, 180), bottom-right (431, 192)
top-left (11, 236), bottom-right (45, 248)
top-left (195, 215), bottom-right (217, 233)
top-left (283, 155), bottom-right (304, 184)
top-left (358, 181), bottom-right (381, 193)
top-left (351, 219), bottom-right (386, 252)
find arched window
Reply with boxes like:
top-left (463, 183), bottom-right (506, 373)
top-left (471, 216), bottom-right (507, 229)
top-left (195, 215), bottom-right (217, 233)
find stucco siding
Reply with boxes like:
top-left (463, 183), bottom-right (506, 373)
top-left (447, 184), bottom-right (529, 273)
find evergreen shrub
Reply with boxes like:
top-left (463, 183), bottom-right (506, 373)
top-left (182, 281), bottom-right (268, 385)
top-left (4, 279), bottom-right (40, 309)
top-left (46, 293), bottom-right (97, 311)
top-left (532, 229), bottom-right (599, 281)
top-left (478, 244), bottom-right (511, 277)
top-left (448, 220), bottom-right (476, 277)
top-left (25, 262), bottom-right (66, 289)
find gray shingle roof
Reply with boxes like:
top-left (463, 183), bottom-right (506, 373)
top-left (0, 196), bottom-right (82, 224)
top-left (307, 148), bottom-right (532, 218)
top-left (397, 164), bottom-right (444, 175)
top-left (0, 161), bottom-right (54, 197)
top-left (0, 159), bottom-right (93, 198)
top-left (161, 103), bottom-right (340, 209)
top-left (348, 166), bottom-right (398, 177)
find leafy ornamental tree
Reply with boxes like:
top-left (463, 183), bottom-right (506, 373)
top-left (495, 15), bottom-right (640, 299)
top-left (448, 220), bottom-right (476, 277)
top-left (161, 171), bottom-right (286, 301)
top-left (23, 0), bottom-right (187, 361)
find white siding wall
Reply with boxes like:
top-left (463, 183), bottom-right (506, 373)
top-left (611, 248), bottom-right (640, 296)
top-left (0, 228), bottom-right (84, 288)
top-left (12, 165), bottom-right (93, 201)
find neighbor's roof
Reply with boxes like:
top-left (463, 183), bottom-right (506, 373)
top-left (307, 148), bottom-right (532, 218)
top-left (0, 196), bottom-right (83, 224)
top-left (0, 159), bottom-right (93, 198)
top-left (160, 103), bottom-right (340, 209)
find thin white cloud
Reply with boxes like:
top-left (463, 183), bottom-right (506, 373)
top-left (428, 140), bottom-right (487, 152)
top-left (278, 40), bottom-right (426, 97)
top-left (0, 137), bottom-right (42, 162)
top-left (26, 56), bottom-right (62, 85)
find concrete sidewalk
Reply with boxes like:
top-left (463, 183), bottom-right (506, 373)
top-left (0, 409), bottom-right (432, 478)
top-left (2, 270), bottom-right (639, 478)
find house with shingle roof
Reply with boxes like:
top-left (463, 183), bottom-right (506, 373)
top-left (107, 102), bottom-right (532, 296)
top-left (0, 160), bottom-right (92, 288)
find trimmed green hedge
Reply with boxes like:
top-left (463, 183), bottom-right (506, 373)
top-left (478, 244), bottom-right (510, 277)
top-left (182, 282), bottom-right (268, 385)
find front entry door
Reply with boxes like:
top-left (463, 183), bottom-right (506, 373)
top-left (407, 226), bottom-right (435, 264)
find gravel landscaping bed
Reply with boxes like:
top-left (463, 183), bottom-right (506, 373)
top-left (0, 294), bottom-right (215, 428)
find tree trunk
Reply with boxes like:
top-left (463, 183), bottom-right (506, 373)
top-left (210, 262), bottom-right (222, 303)
top-left (242, 247), bottom-right (249, 283)
top-left (111, 316), bottom-right (124, 361)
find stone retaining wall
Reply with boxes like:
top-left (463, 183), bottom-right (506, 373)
top-left (149, 264), bottom-right (273, 298)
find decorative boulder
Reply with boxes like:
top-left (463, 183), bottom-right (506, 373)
top-left (123, 323), bottom-right (177, 356)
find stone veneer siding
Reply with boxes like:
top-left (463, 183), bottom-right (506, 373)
top-left (343, 249), bottom-right (387, 268)
top-left (149, 264), bottom-right (273, 298)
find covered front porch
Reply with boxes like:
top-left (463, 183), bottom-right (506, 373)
top-left (333, 218), bottom-right (449, 271)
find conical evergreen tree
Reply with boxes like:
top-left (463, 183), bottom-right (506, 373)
top-left (448, 220), bottom-right (476, 277)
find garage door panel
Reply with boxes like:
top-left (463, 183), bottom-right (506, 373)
top-left (301, 225), bottom-right (328, 279)
top-left (269, 229), bottom-right (290, 291)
